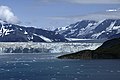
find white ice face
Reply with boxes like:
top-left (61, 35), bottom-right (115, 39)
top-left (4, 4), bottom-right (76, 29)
top-left (0, 42), bottom-right (102, 54)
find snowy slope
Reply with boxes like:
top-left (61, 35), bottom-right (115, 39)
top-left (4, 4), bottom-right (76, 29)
top-left (55, 9), bottom-right (120, 39)
top-left (0, 20), bottom-right (67, 42)
top-left (55, 20), bottom-right (97, 38)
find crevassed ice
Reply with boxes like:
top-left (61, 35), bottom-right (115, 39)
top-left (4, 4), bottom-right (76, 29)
top-left (0, 42), bottom-right (102, 53)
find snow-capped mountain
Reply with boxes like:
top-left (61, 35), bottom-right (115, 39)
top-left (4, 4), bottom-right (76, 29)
top-left (55, 20), bottom-right (98, 38)
top-left (55, 19), bottom-right (120, 39)
top-left (0, 20), bottom-right (67, 42)
top-left (55, 9), bottom-right (120, 40)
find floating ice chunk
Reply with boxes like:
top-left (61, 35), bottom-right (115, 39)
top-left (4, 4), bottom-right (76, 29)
top-left (63, 66), bottom-right (69, 69)
top-left (51, 78), bottom-right (56, 80)
top-left (110, 70), bottom-right (114, 72)
top-left (117, 70), bottom-right (120, 72)
top-left (80, 65), bottom-right (84, 67)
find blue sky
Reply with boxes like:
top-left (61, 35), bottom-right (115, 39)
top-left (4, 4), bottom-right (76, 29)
top-left (0, 0), bottom-right (120, 29)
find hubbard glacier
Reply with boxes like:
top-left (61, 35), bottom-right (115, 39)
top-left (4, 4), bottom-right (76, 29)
top-left (0, 42), bottom-right (102, 54)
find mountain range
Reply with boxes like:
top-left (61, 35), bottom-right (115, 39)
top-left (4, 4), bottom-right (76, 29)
top-left (0, 9), bottom-right (120, 42)
top-left (0, 20), bottom-right (67, 42)
top-left (55, 19), bottom-right (120, 39)
top-left (55, 9), bottom-right (120, 40)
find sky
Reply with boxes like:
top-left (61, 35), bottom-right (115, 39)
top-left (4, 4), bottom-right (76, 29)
top-left (0, 0), bottom-right (120, 30)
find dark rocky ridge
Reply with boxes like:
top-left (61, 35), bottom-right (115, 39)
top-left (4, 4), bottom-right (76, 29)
top-left (0, 20), bottom-right (67, 42)
top-left (55, 19), bottom-right (120, 40)
top-left (58, 38), bottom-right (120, 59)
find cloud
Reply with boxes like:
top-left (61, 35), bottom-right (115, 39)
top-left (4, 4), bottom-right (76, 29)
top-left (36, 0), bottom-right (120, 4)
top-left (47, 16), bottom-right (71, 20)
top-left (0, 5), bottom-right (19, 24)
top-left (48, 10), bottom-right (120, 21)
top-left (68, 0), bottom-right (120, 4)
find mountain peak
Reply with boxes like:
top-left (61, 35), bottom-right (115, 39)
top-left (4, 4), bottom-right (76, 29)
top-left (0, 20), bottom-right (68, 42)
top-left (55, 19), bottom-right (120, 40)
top-left (0, 19), bottom-right (7, 24)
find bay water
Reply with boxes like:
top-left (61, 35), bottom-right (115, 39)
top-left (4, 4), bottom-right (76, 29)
top-left (0, 53), bottom-right (120, 80)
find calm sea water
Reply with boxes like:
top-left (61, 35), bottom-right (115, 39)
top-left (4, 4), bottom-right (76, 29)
top-left (0, 53), bottom-right (120, 80)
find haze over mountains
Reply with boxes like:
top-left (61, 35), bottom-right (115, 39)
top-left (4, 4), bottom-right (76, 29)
top-left (0, 20), bottom-right (67, 42)
top-left (55, 9), bottom-right (120, 40)
top-left (0, 9), bottom-right (120, 42)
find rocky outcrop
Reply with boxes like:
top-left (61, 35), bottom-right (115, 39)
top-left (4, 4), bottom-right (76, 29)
top-left (58, 38), bottom-right (120, 59)
top-left (58, 50), bottom-right (93, 59)
top-left (0, 20), bottom-right (67, 42)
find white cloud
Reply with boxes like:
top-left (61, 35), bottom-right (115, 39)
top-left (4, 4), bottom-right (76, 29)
top-left (36, 0), bottom-right (120, 4)
top-left (68, 0), bottom-right (120, 4)
top-left (0, 5), bottom-right (19, 24)
top-left (49, 10), bottom-right (120, 21)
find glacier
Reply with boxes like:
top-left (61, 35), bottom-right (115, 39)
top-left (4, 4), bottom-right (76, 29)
top-left (0, 42), bottom-right (102, 54)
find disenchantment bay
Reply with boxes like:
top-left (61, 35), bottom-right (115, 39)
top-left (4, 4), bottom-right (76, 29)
top-left (0, 42), bottom-right (119, 80)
